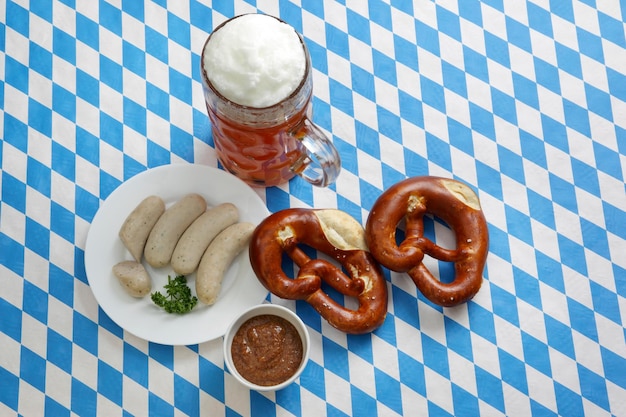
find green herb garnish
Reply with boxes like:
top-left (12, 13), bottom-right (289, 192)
top-left (151, 275), bottom-right (198, 314)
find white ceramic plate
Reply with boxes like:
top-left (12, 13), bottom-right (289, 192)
top-left (85, 164), bottom-right (270, 345)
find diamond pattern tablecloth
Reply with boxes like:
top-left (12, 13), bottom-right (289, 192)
top-left (1, 1), bottom-right (625, 416)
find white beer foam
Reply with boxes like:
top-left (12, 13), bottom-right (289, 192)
top-left (203, 14), bottom-right (306, 108)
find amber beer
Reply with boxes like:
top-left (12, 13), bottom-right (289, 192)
top-left (200, 14), bottom-right (340, 187)
top-left (209, 100), bottom-right (312, 187)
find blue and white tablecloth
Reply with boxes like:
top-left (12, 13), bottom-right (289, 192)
top-left (1, 1), bottom-right (625, 416)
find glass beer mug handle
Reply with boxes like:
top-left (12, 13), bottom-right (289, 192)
top-left (293, 118), bottom-right (341, 187)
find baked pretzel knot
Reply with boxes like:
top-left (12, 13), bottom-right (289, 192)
top-left (365, 176), bottom-right (488, 307)
top-left (249, 208), bottom-right (388, 334)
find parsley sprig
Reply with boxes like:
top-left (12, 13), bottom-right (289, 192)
top-left (151, 275), bottom-right (198, 314)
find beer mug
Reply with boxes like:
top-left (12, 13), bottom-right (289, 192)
top-left (200, 14), bottom-right (341, 188)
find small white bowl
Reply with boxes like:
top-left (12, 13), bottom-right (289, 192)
top-left (223, 303), bottom-right (310, 391)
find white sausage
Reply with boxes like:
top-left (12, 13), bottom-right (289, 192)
top-left (196, 222), bottom-right (255, 305)
top-left (171, 203), bottom-right (239, 275)
top-left (119, 196), bottom-right (165, 262)
top-left (112, 261), bottom-right (152, 297)
top-left (144, 193), bottom-right (207, 267)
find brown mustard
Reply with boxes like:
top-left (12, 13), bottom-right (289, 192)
top-left (231, 314), bottom-right (303, 386)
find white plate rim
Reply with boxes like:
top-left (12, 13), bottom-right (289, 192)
top-left (84, 164), bottom-right (270, 345)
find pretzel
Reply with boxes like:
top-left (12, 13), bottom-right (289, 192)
top-left (249, 208), bottom-right (388, 334)
top-left (365, 176), bottom-right (488, 307)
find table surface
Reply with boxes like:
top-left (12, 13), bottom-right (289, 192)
top-left (1, 1), bottom-right (625, 416)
